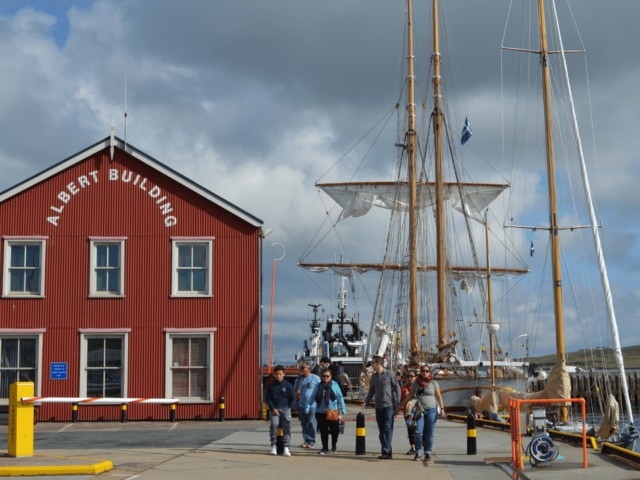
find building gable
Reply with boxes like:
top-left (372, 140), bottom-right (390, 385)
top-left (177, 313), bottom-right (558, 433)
top-left (0, 137), bottom-right (263, 229)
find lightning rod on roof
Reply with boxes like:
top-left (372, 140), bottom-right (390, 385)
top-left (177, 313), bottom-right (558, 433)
top-left (110, 119), bottom-right (115, 161)
top-left (124, 77), bottom-right (128, 151)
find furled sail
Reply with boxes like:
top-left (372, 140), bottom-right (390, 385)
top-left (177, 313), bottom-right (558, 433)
top-left (595, 394), bottom-right (619, 440)
top-left (318, 181), bottom-right (509, 223)
top-left (497, 361), bottom-right (570, 407)
top-left (299, 263), bottom-right (528, 279)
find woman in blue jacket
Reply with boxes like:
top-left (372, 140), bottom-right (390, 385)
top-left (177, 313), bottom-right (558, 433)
top-left (307, 368), bottom-right (347, 454)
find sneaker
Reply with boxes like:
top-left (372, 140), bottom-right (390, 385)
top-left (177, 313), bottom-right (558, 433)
top-left (406, 448), bottom-right (417, 455)
top-left (413, 453), bottom-right (421, 461)
top-left (305, 444), bottom-right (314, 449)
top-left (270, 445), bottom-right (277, 455)
top-left (319, 449), bottom-right (329, 455)
top-left (424, 453), bottom-right (432, 461)
top-left (331, 444), bottom-right (337, 453)
top-left (300, 443), bottom-right (308, 448)
top-left (283, 447), bottom-right (291, 457)
top-left (378, 450), bottom-right (389, 459)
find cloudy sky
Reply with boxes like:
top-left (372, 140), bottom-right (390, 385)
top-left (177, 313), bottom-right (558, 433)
top-left (1, 0), bottom-right (639, 366)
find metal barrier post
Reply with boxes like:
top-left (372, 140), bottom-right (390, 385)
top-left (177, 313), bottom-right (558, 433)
top-left (581, 399), bottom-right (587, 468)
top-left (121, 403), bottom-right (127, 423)
top-left (219, 397), bottom-right (225, 422)
top-left (509, 399), bottom-right (516, 463)
top-left (262, 403), bottom-right (268, 420)
top-left (72, 402), bottom-right (78, 423)
top-left (355, 412), bottom-right (366, 455)
top-left (8, 382), bottom-right (34, 457)
top-left (466, 413), bottom-right (477, 455)
top-left (170, 403), bottom-right (176, 422)
top-left (516, 400), bottom-right (524, 470)
top-left (276, 425), bottom-right (284, 454)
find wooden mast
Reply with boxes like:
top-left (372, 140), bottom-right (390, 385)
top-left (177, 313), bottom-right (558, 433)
top-left (406, 0), bottom-right (419, 361)
top-left (537, 0), bottom-right (566, 365)
top-left (485, 211), bottom-right (496, 391)
top-left (432, 0), bottom-right (446, 347)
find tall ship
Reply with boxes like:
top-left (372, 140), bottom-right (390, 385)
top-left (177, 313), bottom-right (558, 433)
top-left (297, 0), bottom-right (636, 442)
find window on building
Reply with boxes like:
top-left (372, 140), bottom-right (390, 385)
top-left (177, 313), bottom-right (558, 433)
top-left (89, 240), bottom-right (125, 297)
top-left (0, 337), bottom-right (39, 399)
top-left (165, 333), bottom-right (213, 401)
top-left (2, 239), bottom-right (46, 297)
top-left (171, 240), bottom-right (212, 297)
top-left (80, 335), bottom-right (127, 398)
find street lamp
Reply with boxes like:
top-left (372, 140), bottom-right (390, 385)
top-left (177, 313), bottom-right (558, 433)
top-left (507, 334), bottom-right (528, 362)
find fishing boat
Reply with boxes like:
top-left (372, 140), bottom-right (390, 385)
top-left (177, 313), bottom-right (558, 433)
top-left (297, 0), bottom-right (638, 440)
top-left (294, 273), bottom-right (368, 393)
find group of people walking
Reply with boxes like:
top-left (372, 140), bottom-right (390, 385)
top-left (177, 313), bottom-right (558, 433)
top-left (265, 355), bottom-right (445, 460)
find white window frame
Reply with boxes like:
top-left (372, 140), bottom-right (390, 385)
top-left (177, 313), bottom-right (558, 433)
top-left (170, 239), bottom-right (213, 297)
top-left (164, 329), bottom-right (215, 403)
top-left (2, 237), bottom-right (47, 298)
top-left (0, 329), bottom-right (44, 406)
top-left (88, 238), bottom-right (125, 297)
top-left (79, 329), bottom-right (129, 400)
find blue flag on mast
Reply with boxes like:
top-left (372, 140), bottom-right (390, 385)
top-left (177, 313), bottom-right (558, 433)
top-left (530, 241), bottom-right (535, 257)
top-left (461, 117), bottom-right (473, 145)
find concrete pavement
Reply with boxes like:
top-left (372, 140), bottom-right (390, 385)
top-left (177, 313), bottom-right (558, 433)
top-left (0, 406), bottom-right (637, 479)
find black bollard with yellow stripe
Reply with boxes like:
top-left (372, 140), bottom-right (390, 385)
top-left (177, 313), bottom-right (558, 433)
top-left (72, 402), bottom-right (78, 423)
top-left (276, 426), bottom-right (284, 454)
top-left (467, 413), bottom-right (477, 455)
top-left (355, 412), bottom-right (366, 455)
top-left (219, 397), bottom-right (225, 422)
top-left (170, 403), bottom-right (176, 422)
top-left (121, 403), bottom-right (127, 423)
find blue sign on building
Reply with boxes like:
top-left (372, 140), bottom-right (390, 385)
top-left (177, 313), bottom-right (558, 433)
top-left (50, 362), bottom-right (68, 380)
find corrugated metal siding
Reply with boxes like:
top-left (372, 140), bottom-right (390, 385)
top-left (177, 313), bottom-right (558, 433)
top-left (0, 148), bottom-right (260, 420)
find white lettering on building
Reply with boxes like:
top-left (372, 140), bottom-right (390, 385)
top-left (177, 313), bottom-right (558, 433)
top-left (47, 168), bottom-right (178, 227)
top-left (78, 176), bottom-right (90, 188)
top-left (67, 182), bottom-right (79, 195)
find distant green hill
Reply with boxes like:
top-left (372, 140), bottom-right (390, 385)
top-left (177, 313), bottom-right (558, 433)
top-left (531, 345), bottom-right (640, 370)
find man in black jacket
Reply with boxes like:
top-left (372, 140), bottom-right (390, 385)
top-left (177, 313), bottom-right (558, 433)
top-left (266, 365), bottom-right (296, 456)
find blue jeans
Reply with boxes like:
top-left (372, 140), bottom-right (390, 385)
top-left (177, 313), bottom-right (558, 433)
top-left (299, 407), bottom-right (317, 446)
top-left (375, 407), bottom-right (395, 454)
top-left (414, 408), bottom-right (438, 454)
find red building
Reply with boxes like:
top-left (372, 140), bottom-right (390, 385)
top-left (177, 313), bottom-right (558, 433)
top-left (0, 135), bottom-right (263, 421)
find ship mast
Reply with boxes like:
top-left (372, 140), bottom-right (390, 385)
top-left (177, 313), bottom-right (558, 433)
top-left (432, 0), bottom-right (446, 347)
top-left (537, 0), bottom-right (565, 365)
top-left (406, 0), bottom-right (419, 361)
top-left (485, 211), bottom-right (496, 391)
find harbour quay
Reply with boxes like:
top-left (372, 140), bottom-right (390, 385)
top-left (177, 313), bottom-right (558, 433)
top-left (1, 405), bottom-right (638, 479)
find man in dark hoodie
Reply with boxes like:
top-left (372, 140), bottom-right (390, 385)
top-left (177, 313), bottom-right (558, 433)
top-left (266, 365), bottom-right (296, 456)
